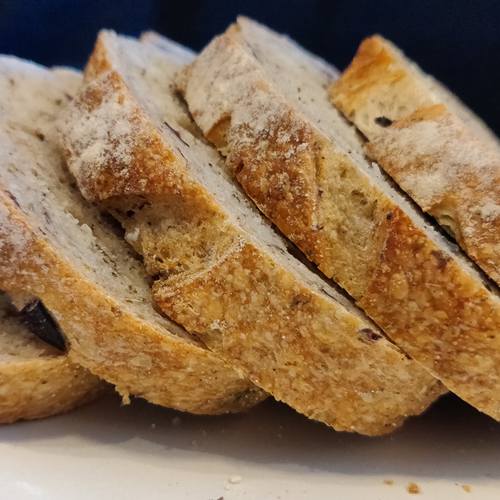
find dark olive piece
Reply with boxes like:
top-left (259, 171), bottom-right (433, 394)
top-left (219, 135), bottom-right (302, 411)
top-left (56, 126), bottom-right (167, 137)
top-left (358, 328), bottom-right (382, 343)
top-left (20, 300), bottom-right (66, 351)
top-left (374, 116), bottom-right (393, 127)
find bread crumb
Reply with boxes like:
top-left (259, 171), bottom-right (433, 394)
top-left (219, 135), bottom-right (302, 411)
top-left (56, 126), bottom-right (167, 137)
top-left (228, 475), bottom-right (242, 484)
top-left (407, 482), bottom-right (420, 494)
top-left (462, 484), bottom-right (471, 493)
top-left (171, 416), bottom-right (181, 426)
top-left (125, 226), bottom-right (140, 244)
top-left (383, 479), bottom-right (394, 485)
top-left (150, 423), bottom-right (156, 429)
top-left (120, 391), bottom-right (131, 405)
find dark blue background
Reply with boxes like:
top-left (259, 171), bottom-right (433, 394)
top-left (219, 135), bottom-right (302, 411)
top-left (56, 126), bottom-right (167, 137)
top-left (1, 0), bottom-right (498, 134)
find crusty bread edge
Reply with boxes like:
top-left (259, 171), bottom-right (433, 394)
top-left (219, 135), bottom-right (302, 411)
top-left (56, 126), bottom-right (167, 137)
top-left (0, 354), bottom-right (103, 424)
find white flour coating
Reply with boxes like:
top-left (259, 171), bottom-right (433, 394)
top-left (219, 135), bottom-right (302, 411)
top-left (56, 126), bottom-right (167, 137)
top-left (376, 114), bottom-right (499, 214)
top-left (60, 80), bottom-right (139, 199)
top-left (192, 17), bottom-right (366, 168)
top-left (61, 33), bottom-right (196, 199)
top-left (478, 200), bottom-right (500, 221)
top-left (366, 94), bottom-right (499, 282)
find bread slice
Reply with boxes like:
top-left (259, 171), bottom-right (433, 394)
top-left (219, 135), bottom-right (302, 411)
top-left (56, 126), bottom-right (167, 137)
top-left (330, 35), bottom-right (500, 285)
top-left (178, 17), bottom-right (500, 420)
top-left (60, 31), bottom-right (444, 435)
top-left (0, 55), bottom-right (263, 415)
top-left (0, 293), bottom-right (102, 424)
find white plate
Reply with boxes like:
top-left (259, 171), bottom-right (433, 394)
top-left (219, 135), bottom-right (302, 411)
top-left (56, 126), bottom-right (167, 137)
top-left (0, 393), bottom-right (498, 499)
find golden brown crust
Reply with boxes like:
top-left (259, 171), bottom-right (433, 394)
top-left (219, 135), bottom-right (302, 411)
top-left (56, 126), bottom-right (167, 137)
top-left (154, 243), bottom-right (444, 434)
top-left (330, 36), bottom-right (500, 285)
top-left (361, 207), bottom-right (500, 414)
top-left (179, 19), bottom-right (500, 419)
top-left (60, 31), bottom-right (445, 435)
top-left (65, 70), bottom-right (186, 203)
top-left (0, 184), bottom-right (263, 416)
top-left (209, 116), bottom-right (319, 254)
top-left (0, 354), bottom-right (103, 424)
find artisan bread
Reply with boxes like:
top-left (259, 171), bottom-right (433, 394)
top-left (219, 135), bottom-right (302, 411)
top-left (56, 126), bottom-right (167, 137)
top-left (0, 55), bottom-right (263, 415)
top-left (0, 293), bottom-right (102, 424)
top-left (178, 18), bottom-right (500, 419)
top-left (60, 31), bottom-right (443, 435)
top-left (330, 35), bottom-right (500, 285)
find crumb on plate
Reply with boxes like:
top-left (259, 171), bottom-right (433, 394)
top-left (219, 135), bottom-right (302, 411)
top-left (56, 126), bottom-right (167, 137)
top-left (407, 482), bottom-right (420, 494)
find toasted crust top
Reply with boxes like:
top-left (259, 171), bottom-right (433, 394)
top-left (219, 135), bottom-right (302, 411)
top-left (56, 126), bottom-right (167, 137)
top-left (179, 18), bottom-right (500, 419)
top-left (330, 35), bottom-right (500, 285)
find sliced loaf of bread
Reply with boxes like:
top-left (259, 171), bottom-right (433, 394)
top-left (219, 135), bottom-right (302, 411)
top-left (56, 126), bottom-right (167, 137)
top-left (0, 293), bottom-right (102, 424)
top-left (178, 17), bottom-right (500, 420)
top-left (0, 55), bottom-right (264, 415)
top-left (330, 35), bottom-right (500, 285)
top-left (60, 31), bottom-right (444, 435)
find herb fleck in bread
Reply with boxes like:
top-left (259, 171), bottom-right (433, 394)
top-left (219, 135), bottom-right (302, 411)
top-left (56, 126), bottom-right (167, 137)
top-left (60, 31), bottom-right (444, 435)
top-left (330, 35), bottom-right (500, 285)
top-left (178, 17), bottom-right (500, 419)
top-left (0, 293), bottom-right (102, 424)
top-left (0, 55), bottom-right (263, 415)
